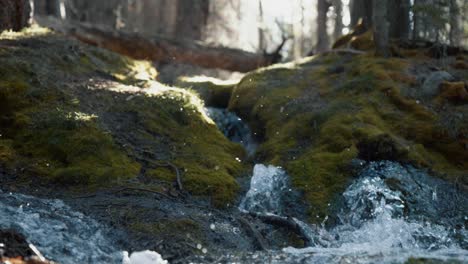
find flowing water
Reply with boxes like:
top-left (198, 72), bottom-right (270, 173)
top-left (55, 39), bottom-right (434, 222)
top-left (232, 161), bottom-right (468, 263)
top-left (0, 191), bottom-right (123, 263)
top-left (280, 161), bottom-right (468, 263)
top-left (208, 108), bottom-right (468, 263)
top-left (205, 107), bottom-right (257, 156)
top-left (239, 164), bottom-right (289, 214)
top-left (1, 109), bottom-right (466, 264)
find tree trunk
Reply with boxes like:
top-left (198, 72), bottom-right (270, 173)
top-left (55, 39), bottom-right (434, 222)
top-left (293, 0), bottom-right (305, 59)
top-left (412, 0), bottom-right (422, 40)
top-left (37, 17), bottom-right (276, 72)
top-left (449, 0), bottom-right (462, 46)
top-left (175, 0), bottom-right (209, 40)
top-left (388, 0), bottom-right (410, 40)
top-left (0, 0), bottom-right (32, 32)
top-left (316, 0), bottom-right (331, 53)
top-left (333, 0), bottom-right (343, 40)
top-left (257, 0), bottom-right (265, 52)
top-left (373, 0), bottom-right (390, 57)
top-left (350, 0), bottom-right (373, 29)
top-left (45, 0), bottom-right (60, 16)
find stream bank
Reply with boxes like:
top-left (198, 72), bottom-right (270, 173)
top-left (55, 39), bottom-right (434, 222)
top-left (0, 26), bottom-right (467, 263)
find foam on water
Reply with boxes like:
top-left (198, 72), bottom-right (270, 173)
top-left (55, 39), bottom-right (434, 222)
top-left (0, 190), bottom-right (123, 264)
top-left (282, 161), bottom-right (468, 263)
top-left (239, 164), bottom-right (289, 214)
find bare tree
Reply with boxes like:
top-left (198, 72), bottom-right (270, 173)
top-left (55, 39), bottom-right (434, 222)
top-left (257, 0), bottom-right (265, 52)
top-left (0, 0), bottom-right (32, 32)
top-left (293, 0), bottom-right (306, 59)
top-left (388, 0), bottom-right (410, 40)
top-left (372, 0), bottom-right (390, 57)
top-left (316, 0), bottom-right (331, 52)
top-left (333, 0), bottom-right (343, 40)
top-left (449, 0), bottom-right (462, 46)
top-left (175, 0), bottom-right (210, 40)
top-left (350, 0), bottom-right (373, 29)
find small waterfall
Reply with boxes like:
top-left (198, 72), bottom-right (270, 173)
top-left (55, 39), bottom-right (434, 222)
top-left (282, 161), bottom-right (468, 263)
top-left (0, 191), bottom-right (122, 264)
top-left (205, 107), bottom-right (257, 156)
top-left (239, 164), bottom-right (289, 214)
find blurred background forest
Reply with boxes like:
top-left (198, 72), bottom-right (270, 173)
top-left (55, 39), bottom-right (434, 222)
top-left (28, 0), bottom-right (468, 58)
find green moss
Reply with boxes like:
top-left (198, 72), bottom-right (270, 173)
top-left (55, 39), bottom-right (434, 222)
top-left (146, 167), bottom-right (176, 182)
top-left (229, 52), bottom-right (467, 221)
top-left (0, 140), bottom-right (15, 167)
top-left (110, 87), bottom-right (246, 207)
top-left (0, 27), bottom-right (245, 206)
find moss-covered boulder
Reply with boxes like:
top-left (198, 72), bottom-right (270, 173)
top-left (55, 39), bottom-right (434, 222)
top-left (0, 27), bottom-right (245, 207)
top-left (229, 51), bottom-right (467, 221)
top-left (174, 76), bottom-right (238, 108)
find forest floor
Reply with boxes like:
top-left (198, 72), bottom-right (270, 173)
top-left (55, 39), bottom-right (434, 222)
top-left (0, 26), bottom-right (467, 263)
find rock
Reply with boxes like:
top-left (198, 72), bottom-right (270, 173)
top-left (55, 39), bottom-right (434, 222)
top-left (357, 134), bottom-right (407, 162)
top-left (420, 71), bottom-right (454, 98)
top-left (453, 60), bottom-right (468, 70)
top-left (439, 81), bottom-right (468, 103)
top-left (0, 229), bottom-right (50, 264)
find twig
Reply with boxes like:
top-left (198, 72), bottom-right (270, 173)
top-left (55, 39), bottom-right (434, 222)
top-left (236, 216), bottom-right (268, 251)
top-left (154, 161), bottom-right (183, 191)
top-left (110, 187), bottom-right (173, 199)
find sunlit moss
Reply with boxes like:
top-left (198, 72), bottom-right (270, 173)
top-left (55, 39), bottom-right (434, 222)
top-left (112, 88), bottom-right (246, 206)
top-left (0, 24), bottom-right (51, 39)
top-left (230, 52), bottom-right (467, 221)
top-left (0, 27), bottom-right (246, 205)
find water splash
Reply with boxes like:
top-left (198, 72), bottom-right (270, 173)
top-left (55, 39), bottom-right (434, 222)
top-left (283, 161), bottom-right (468, 263)
top-left (239, 164), bottom-right (289, 214)
top-left (0, 191), bottom-right (123, 264)
top-left (205, 107), bottom-right (257, 156)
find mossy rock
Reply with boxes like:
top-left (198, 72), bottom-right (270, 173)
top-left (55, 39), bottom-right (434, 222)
top-left (229, 52), bottom-right (467, 221)
top-left (0, 27), bottom-right (245, 206)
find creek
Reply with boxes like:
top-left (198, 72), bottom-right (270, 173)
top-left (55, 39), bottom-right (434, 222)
top-left (207, 107), bottom-right (468, 263)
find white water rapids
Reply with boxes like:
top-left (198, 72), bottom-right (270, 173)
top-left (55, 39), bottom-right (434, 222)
top-left (239, 161), bottom-right (468, 263)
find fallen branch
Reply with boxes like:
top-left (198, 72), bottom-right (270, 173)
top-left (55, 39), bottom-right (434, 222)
top-left (245, 211), bottom-right (332, 247)
top-left (236, 216), bottom-right (269, 251)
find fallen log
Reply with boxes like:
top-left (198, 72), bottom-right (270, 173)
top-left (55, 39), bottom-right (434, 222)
top-left (36, 16), bottom-right (277, 73)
